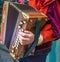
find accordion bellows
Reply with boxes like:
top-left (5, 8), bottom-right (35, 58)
top-left (1, 1), bottom-right (47, 59)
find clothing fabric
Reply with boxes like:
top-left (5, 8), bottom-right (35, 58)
top-left (28, 0), bottom-right (59, 53)
top-left (18, 0), bottom-right (24, 3)
top-left (47, 1), bottom-right (60, 38)
top-left (29, 0), bottom-right (60, 38)
top-left (19, 48), bottom-right (50, 62)
top-left (18, 0), bottom-right (28, 4)
top-left (28, 0), bottom-right (54, 14)
top-left (0, 44), bottom-right (14, 62)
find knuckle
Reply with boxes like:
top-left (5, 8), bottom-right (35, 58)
top-left (20, 41), bottom-right (25, 45)
top-left (20, 42), bottom-right (24, 45)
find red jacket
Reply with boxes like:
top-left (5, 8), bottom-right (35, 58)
top-left (28, 0), bottom-right (57, 43)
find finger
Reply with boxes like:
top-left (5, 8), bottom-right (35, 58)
top-left (20, 40), bottom-right (28, 45)
top-left (18, 35), bottom-right (30, 41)
top-left (18, 31), bottom-right (31, 38)
top-left (22, 23), bottom-right (27, 30)
top-left (24, 30), bottom-right (31, 34)
top-left (19, 37), bottom-right (30, 45)
top-left (17, 35), bottom-right (29, 45)
top-left (23, 31), bottom-right (34, 38)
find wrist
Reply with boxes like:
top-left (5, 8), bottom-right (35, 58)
top-left (37, 34), bottom-right (44, 46)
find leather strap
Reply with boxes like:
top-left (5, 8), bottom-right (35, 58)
top-left (24, 20), bottom-right (41, 57)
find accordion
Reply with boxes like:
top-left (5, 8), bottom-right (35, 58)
top-left (1, 1), bottom-right (47, 60)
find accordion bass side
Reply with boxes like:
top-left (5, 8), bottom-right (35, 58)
top-left (2, 1), bottom-right (47, 59)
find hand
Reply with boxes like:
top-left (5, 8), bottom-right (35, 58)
top-left (18, 30), bottom-right (35, 45)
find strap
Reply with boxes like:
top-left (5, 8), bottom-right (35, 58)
top-left (24, 20), bottom-right (41, 57)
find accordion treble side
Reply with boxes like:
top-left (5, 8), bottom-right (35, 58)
top-left (1, 1), bottom-right (47, 59)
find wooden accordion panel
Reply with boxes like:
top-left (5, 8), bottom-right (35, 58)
top-left (2, 1), bottom-right (47, 60)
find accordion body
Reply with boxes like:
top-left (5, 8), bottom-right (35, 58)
top-left (1, 1), bottom-right (47, 59)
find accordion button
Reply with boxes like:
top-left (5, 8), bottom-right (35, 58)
top-left (15, 46), bottom-right (17, 49)
top-left (11, 50), bottom-right (14, 53)
top-left (30, 19), bottom-right (33, 22)
top-left (12, 45), bottom-right (15, 48)
top-left (18, 28), bottom-right (24, 32)
top-left (23, 21), bottom-right (26, 24)
top-left (21, 28), bottom-right (24, 32)
top-left (18, 26), bottom-right (21, 29)
top-left (20, 21), bottom-right (23, 25)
